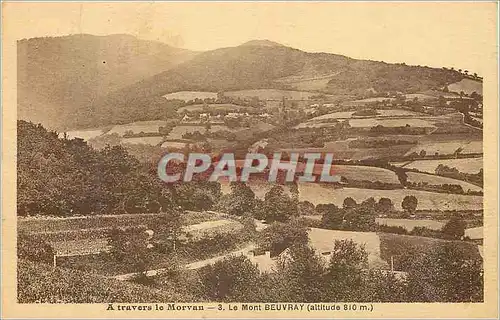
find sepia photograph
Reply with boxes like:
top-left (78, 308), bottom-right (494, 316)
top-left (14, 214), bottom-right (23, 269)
top-left (1, 1), bottom-right (498, 319)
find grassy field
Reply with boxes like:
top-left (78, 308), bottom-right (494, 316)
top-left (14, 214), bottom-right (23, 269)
top-left (461, 141), bottom-right (483, 153)
top-left (308, 109), bottom-right (423, 122)
top-left (375, 218), bottom-right (445, 231)
top-left (166, 125), bottom-right (206, 139)
top-left (402, 157), bottom-right (483, 174)
top-left (18, 260), bottom-right (192, 303)
top-left (308, 228), bottom-right (387, 269)
top-left (163, 91), bottom-right (217, 101)
top-left (225, 89), bottom-right (317, 100)
top-left (177, 103), bottom-right (247, 113)
top-left (296, 184), bottom-right (483, 211)
top-left (406, 172), bottom-right (482, 192)
top-left (405, 141), bottom-right (467, 156)
top-left (60, 129), bottom-right (104, 141)
top-left (341, 97), bottom-right (395, 106)
top-left (18, 211), bottom-right (218, 234)
top-left (349, 118), bottom-right (435, 128)
top-left (447, 79), bottom-right (482, 95)
top-left (160, 141), bottom-right (188, 149)
top-left (378, 232), bottom-right (481, 271)
top-left (122, 136), bottom-right (164, 146)
top-left (332, 165), bottom-right (401, 184)
top-left (108, 121), bottom-right (167, 136)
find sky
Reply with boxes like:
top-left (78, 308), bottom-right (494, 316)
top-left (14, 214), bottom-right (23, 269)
top-left (4, 2), bottom-right (498, 75)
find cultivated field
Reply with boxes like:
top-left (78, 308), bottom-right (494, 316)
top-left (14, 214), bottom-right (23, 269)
top-left (225, 89), bottom-right (317, 100)
top-left (163, 91), bottom-right (218, 101)
top-left (296, 184), bottom-right (483, 211)
top-left (401, 157), bottom-right (483, 174)
top-left (406, 172), bottom-right (482, 192)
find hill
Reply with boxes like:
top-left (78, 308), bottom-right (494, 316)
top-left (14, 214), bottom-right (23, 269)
top-left (19, 35), bottom-right (465, 130)
top-left (17, 34), bottom-right (197, 130)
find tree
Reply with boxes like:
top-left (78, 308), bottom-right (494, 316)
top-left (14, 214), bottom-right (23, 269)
top-left (323, 240), bottom-right (368, 301)
top-left (377, 197), bottom-right (395, 214)
top-left (320, 204), bottom-right (344, 230)
top-left (275, 243), bottom-right (326, 302)
top-left (406, 242), bottom-right (483, 302)
top-left (401, 195), bottom-right (418, 215)
top-left (441, 216), bottom-right (467, 239)
top-left (197, 255), bottom-right (261, 302)
top-left (343, 197), bottom-right (357, 209)
top-left (107, 228), bottom-right (151, 274)
top-left (260, 185), bottom-right (297, 223)
top-left (18, 232), bottom-right (54, 264)
top-left (258, 220), bottom-right (309, 256)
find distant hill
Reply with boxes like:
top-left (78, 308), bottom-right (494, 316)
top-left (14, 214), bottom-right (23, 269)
top-left (18, 34), bottom-right (197, 130)
top-left (18, 35), bottom-right (465, 130)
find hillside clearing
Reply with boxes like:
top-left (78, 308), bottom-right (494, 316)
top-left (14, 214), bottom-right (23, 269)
top-left (163, 91), bottom-right (217, 101)
top-left (225, 89), bottom-right (317, 100)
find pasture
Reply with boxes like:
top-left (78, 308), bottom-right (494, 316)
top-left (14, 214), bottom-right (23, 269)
top-left (349, 118), bottom-right (435, 128)
top-left (166, 125), bottom-right (206, 139)
top-left (308, 228), bottom-right (386, 268)
top-left (405, 141), bottom-right (466, 156)
top-left (60, 129), bottom-right (104, 141)
top-left (406, 172), bottom-right (482, 192)
top-left (225, 89), bottom-right (317, 101)
top-left (160, 141), bottom-right (188, 149)
top-left (332, 165), bottom-right (400, 184)
top-left (401, 157), bottom-right (483, 174)
top-left (296, 184), bottom-right (483, 211)
top-left (107, 121), bottom-right (167, 136)
top-left (162, 91), bottom-right (217, 101)
top-left (177, 103), bottom-right (246, 113)
top-left (307, 109), bottom-right (422, 122)
top-left (447, 79), bottom-right (482, 95)
top-left (378, 233), bottom-right (481, 271)
top-left (121, 136), bottom-right (164, 146)
top-left (375, 218), bottom-right (445, 231)
top-left (341, 97), bottom-right (395, 107)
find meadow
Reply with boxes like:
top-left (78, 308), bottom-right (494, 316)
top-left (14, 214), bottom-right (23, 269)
top-left (225, 89), bottom-right (317, 100)
top-left (447, 79), bottom-right (482, 95)
top-left (107, 120), bottom-right (168, 136)
top-left (162, 91), bottom-right (218, 101)
top-left (60, 129), bottom-right (104, 141)
top-left (401, 157), bottom-right (483, 174)
top-left (296, 184), bottom-right (483, 211)
top-left (375, 218), bottom-right (445, 231)
top-left (122, 136), bottom-right (164, 146)
top-left (405, 172), bottom-right (482, 192)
